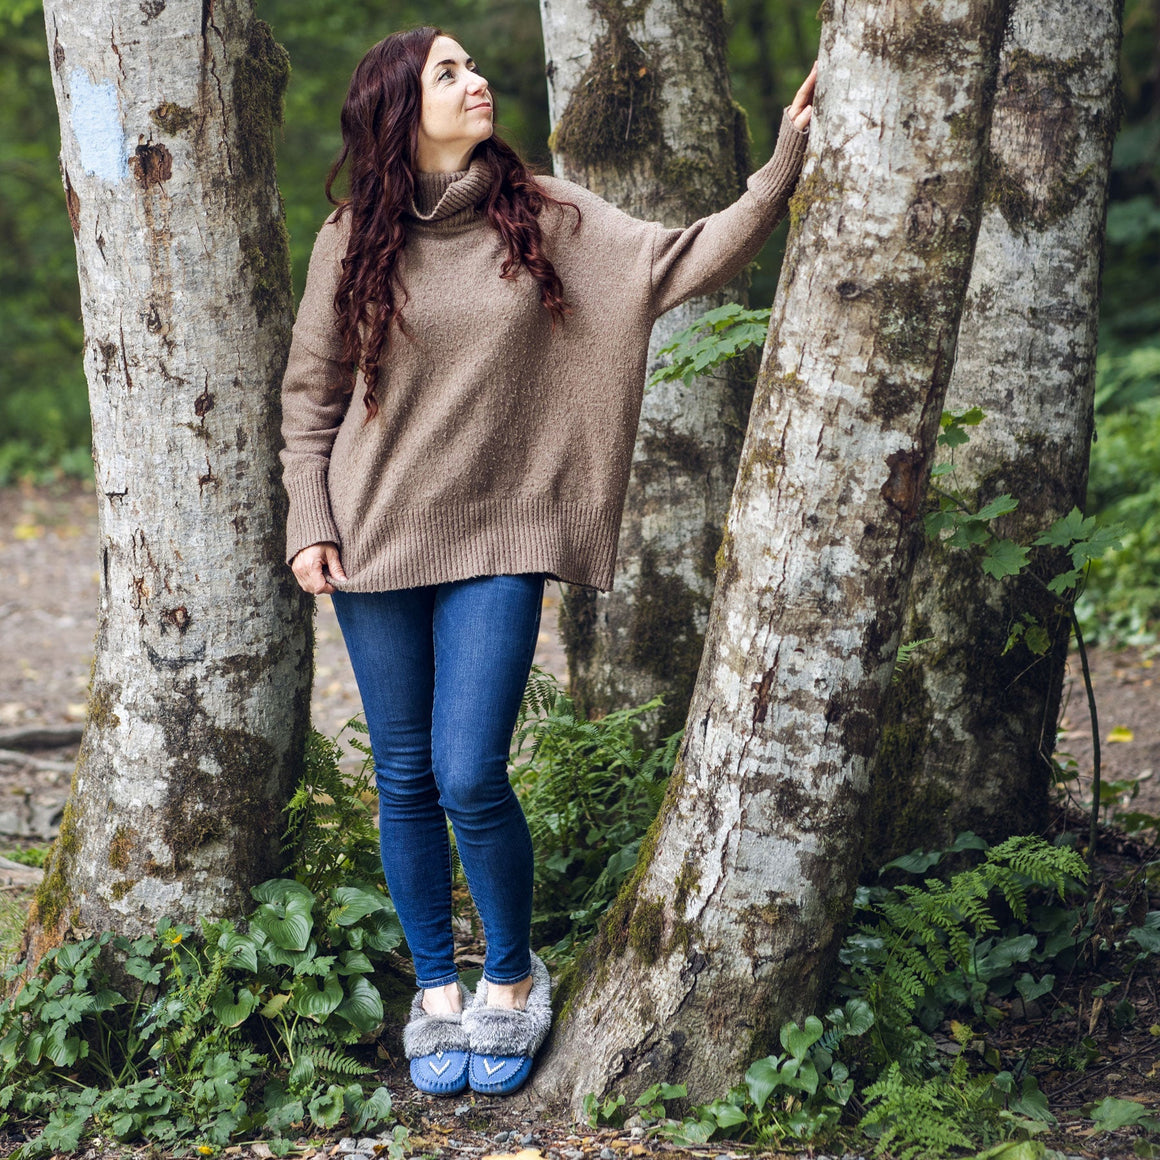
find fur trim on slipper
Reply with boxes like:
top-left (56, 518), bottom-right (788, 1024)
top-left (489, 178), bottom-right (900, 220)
top-left (402, 981), bottom-right (472, 1060)
top-left (461, 952), bottom-right (552, 1058)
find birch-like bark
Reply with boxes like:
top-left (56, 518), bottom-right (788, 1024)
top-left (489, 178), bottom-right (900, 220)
top-left (868, 0), bottom-right (1122, 860)
top-left (28, 0), bottom-right (310, 955)
top-left (535, 0), bottom-right (1008, 1108)
top-left (541, 0), bottom-right (753, 737)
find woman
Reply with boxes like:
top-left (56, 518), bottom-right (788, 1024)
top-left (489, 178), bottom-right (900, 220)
top-left (281, 26), bottom-right (815, 1098)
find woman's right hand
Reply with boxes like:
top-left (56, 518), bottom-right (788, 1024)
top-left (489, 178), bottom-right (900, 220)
top-left (789, 61), bottom-right (817, 132)
top-left (291, 541), bottom-right (347, 595)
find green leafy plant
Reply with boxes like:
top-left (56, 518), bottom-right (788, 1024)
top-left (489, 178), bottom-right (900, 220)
top-left (511, 669), bottom-right (681, 958)
top-left (664, 1006), bottom-right (870, 1147)
top-left (841, 834), bottom-right (1087, 1069)
top-left (0, 724), bottom-right (409, 1157)
top-left (284, 719), bottom-right (383, 894)
top-left (647, 303), bottom-right (770, 389)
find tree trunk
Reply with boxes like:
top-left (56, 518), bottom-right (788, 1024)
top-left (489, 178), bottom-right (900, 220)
top-left (534, 0), bottom-right (1008, 1109)
top-left (28, 0), bottom-right (310, 958)
top-left (867, 0), bottom-right (1122, 862)
top-left (540, 0), bottom-right (754, 737)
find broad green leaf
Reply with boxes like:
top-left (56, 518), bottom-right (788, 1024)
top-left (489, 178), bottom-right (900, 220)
top-left (1090, 1096), bottom-right (1155, 1131)
top-left (670, 1118), bottom-right (717, 1145)
top-left (293, 971), bottom-right (344, 1021)
top-left (1129, 924), bottom-right (1160, 953)
top-left (976, 494), bottom-right (1019, 521)
top-left (308, 1084), bottom-right (346, 1129)
top-left (334, 975), bottom-right (384, 1032)
top-left (973, 1141), bottom-right (1047, 1160)
top-left (940, 405), bottom-right (985, 428)
top-left (250, 895), bottom-right (314, 952)
top-left (1047, 568), bottom-right (1084, 593)
top-left (982, 538), bottom-right (1030, 579)
top-left (780, 1015), bottom-right (824, 1060)
top-left (218, 930), bottom-right (259, 974)
top-left (930, 461), bottom-right (956, 476)
top-left (260, 992), bottom-right (292, 1018)
top-left (352, 1085), bottom-right (394, 1133)
top-left (1033, 507), bottom-right (1087, 548)
top-left (1023, 623), bottom-right (1052, 655)
top-left (331, 884), bottom-right (392, 925)
top-left (1015, 972), bottom-right (1055, 1004)
top-left (939, 424), bottom-right (971, 448)
top-left (745, 1055), bottom-right (783, 1111)
top-left (338, 949), bottom-right (374, 976)
top-left (211, 984), bottom-right (259, 1027)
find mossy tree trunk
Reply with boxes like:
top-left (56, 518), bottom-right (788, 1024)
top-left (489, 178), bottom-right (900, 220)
top-left (28, 0), bottom-right (311, 959)
top-left (540, 0), bottom-right (755, 737)
top-left (532, 0), bottom-right (1009, 1109)
top-left (867, 0), bottom-right (1122, 862)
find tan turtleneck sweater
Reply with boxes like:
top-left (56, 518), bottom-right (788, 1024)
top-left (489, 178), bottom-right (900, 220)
top-left (280, 112), bottom-right (807, 592)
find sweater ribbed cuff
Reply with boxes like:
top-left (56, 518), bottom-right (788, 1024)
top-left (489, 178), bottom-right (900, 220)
top-left (747, 109), bottom-right (809, 205)
top-left (284, 469), bottom-right (341, 564)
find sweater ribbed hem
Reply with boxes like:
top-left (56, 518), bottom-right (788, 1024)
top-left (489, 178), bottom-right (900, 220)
top-left (332, 498), bottom-right (621, 593)
top-left (285, 469), bottom-right (342, 563)
top-left (747, 109), bottom-right (809, 204)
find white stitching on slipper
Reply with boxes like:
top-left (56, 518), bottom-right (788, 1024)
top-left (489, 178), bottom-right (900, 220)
top-left (482, 1058), bottom-right (504, 1076)
top-left (429, 1059), bottom-right (451, 1076)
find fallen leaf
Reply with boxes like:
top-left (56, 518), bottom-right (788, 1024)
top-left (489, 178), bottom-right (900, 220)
top-left (13, 522), bottom-right (44, 541)
top-left (1107, 726), bottom-right (1134, 743)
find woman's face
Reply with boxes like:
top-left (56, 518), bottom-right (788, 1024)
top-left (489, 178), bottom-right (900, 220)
top-left (415, 35), bottom-right (493, 171)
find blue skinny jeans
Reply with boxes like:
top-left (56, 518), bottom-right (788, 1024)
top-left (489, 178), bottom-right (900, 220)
top-left (331, 574), bottom-right (543, 988)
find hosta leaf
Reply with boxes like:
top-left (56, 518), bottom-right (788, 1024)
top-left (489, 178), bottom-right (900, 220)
top-left (251, 896), bottom-right (314, 952)
top-left (293, 971), bottom-right (344, 1021)
top-left (211, 984), bottom-right (259, 1028)
top-left (331, 885), bottom-right (392, 926)
top-left (335, 975), bottom-right (384, 1032)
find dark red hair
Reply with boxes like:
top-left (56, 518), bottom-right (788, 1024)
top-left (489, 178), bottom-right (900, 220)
top-left (325, 26), bottom-right (576, 418)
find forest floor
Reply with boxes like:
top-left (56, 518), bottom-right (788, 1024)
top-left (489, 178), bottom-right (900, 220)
top-left (0, 479), bottom-right (1157, 1160)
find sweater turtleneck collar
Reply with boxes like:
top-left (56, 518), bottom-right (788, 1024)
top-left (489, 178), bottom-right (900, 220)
top-left (408, 158), bottom-right (492, 228)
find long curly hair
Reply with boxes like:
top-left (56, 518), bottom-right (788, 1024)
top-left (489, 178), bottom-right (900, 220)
top-left (325, 26), bottom-right (576, 419)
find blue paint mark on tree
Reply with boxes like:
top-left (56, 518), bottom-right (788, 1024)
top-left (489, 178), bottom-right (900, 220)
top-left (69, 69), bottom-right (127, 182)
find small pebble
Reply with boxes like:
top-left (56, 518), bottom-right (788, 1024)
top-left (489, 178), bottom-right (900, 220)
top-left (494, 1130), bottom-right (511, 1142)
top-left (334, 1140), bottom-right (357, 1155)
top-left (601, 1149), bottom-right (616, 1160)
top-left (563, 1150), bottom-right (585, 1160)
top-left (356, 1141), bottom-right (379, 1154)
top-left (520, 1133), bottom-right (538, 1146)
top-left (630, 1127), bottom-right (645, 1138)
top-left (454, 1103), bottom-right (471, 1116)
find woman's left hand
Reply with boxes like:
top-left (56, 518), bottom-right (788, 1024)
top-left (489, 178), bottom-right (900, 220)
top-left (789, 62), bottom-right (817, 132)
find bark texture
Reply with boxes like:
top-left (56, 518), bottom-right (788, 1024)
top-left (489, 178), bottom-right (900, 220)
top-left (868, 0), bottom-right (1123, 861)
top-left (29, 0), bottom-right (311, 955)
top-left (534, 0), bottom-right (1008, 1109)
top-left (541, 0), bottom-right (754, 737)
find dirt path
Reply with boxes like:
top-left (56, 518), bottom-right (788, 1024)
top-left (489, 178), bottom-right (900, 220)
top-left (0, 479), bottom-right (1156, 846)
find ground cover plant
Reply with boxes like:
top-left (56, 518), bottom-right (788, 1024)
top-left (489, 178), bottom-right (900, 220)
top-left (0, 671), bottom-right (1159, 1158)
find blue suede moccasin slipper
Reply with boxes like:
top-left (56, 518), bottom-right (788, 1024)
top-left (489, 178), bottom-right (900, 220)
top-left (462, 952), bottom-right (552, 1096)
top-left (403, 982), bottom-right (471, 1096)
